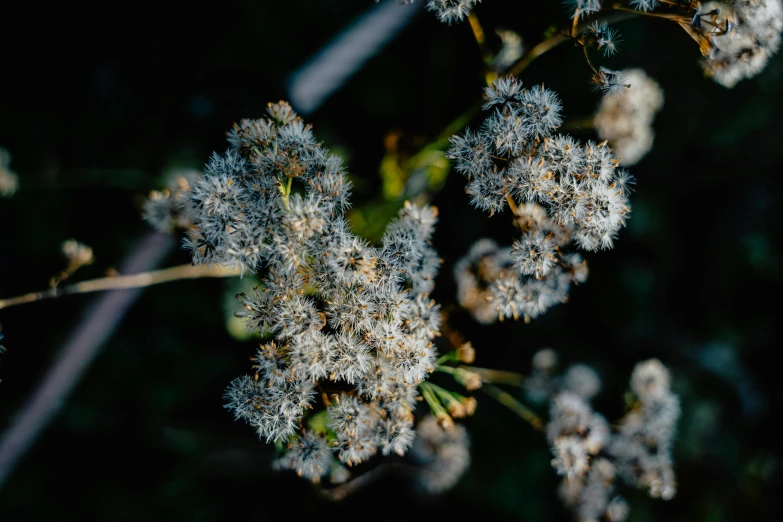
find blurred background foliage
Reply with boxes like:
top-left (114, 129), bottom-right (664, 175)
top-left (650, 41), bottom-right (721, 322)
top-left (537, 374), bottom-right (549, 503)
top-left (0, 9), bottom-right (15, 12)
top-left (1, 0), bottom-right (782, 520)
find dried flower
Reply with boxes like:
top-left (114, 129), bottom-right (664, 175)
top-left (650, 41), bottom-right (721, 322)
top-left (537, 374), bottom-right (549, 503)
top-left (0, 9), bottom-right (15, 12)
top-left (208, 102), bottom-right (443, 477)
top-left (143, 169), bottom-right (201, 232)
top-left (595, 68), bottom-right (664, 166)
top-left (540, 353), bottom-right (679, 519)
top-left (411, 415), bottom-right (471, 493)
top-left (700, 0), bottom-right (783, 87)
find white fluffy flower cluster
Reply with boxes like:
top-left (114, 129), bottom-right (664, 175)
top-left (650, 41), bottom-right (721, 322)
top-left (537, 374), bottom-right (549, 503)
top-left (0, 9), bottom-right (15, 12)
top-left (453, 222), bottom-right (589, 324)
top-left (449, 76), bottom-right (632, 251)
top-left (700, 0), bottom-right (783, 87)
top-left (143, 169), bottom-right (201, 232)
top-left (609, 359), bottom-right (680, 500)
top-left (410, 415), bottom-right (471, 494)
top-left (374, 0), bottom-right (481, 24)
top-left (594, 68), bottom-right (664, 166)
top-left (190, 102), bottom-right (442, 483)
top-left (532, 350), bottom-right (680, 521)
top-left (425, 0), bottom-right (482, 23)
top-left (448, 77), bottom-right (632, 322)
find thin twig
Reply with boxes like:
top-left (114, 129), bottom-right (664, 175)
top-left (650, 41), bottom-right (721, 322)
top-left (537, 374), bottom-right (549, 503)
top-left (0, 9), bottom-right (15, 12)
top-left (0, 232), bottom-right (175, 489)
top-left (318, 462), bottom-right (412, 501)
top-left (432, 29), bottom-right (572, 149)
top-left (508, 31), bottom-right (571, 78)
top-left (582, 44), bottom-right (600, 75)
top-left (0, 263), bottom-right (240, 310)
top-left (611, 2), bottom-right (687, 21)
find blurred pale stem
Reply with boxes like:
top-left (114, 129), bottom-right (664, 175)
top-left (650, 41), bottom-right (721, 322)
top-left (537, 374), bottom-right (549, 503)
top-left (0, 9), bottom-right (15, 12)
top-left (0, 263), bottom-right (239, 310)
top-left (469, 366), bottom-right (525, 386)
top-left (436, 351), bottom-right (458, 365)
top-left (436, 363), bottom-right (523, 386)
top-left (482, 384), bottom-right (544, 431)
top-left (318, 462), bottom-right (414, 502)
top-left (560, 116), bottom-right (596, 131)
top-left (434, 364), bottom-right (459, 376)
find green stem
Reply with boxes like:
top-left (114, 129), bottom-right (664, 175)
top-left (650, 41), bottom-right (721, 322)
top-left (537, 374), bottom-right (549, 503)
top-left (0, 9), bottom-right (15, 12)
top-left (436, 351), bottom-right (458, 365)
top-left (468, 366), bottom-right (525, 387)
top-left (419, 382), bottom-right (449, 418)
top-left (434, 364), bottom-right (457, 375)
top-left (481, 384), bottom-right (543, 431)
top-left (279, 175), bottom-right (293, 210)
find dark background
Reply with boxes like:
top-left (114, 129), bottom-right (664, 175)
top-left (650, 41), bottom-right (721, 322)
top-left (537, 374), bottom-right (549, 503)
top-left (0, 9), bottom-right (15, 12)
top-left (1, 1), bottom-right (782, 520)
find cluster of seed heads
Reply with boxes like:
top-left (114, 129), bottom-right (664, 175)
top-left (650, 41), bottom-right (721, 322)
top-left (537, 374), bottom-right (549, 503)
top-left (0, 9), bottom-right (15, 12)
top-left (525, 349), bottom-right (679, 521)
top-left (698, 0), bottom-right (783, 87)
top-left (448, 76), bottom-right (631, 322)
top-left (179, 101), bottom-right (444, 483)
top-left (594, 68), bottom-right (664, 166)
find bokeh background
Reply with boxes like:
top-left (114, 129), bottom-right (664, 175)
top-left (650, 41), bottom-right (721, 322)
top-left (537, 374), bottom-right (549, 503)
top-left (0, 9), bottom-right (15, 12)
top-left (1, 1), bottom-right (782, 520)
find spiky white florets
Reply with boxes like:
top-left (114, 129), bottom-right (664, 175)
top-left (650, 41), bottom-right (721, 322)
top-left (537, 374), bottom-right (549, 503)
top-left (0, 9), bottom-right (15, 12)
top-left (449, 76), bottom-right (632, 322)
top-left (536, 352), bottom-right (679, 519)
top-left (454, 227), bottom-right (588, 324)
top-left (589, 20), bottom-right (622, 56)
top-left (273, 431), bottom-right (332, 483)
top-left (565, 0), bottom-right (602, 19)
top-left (207, 102), bottom-right (442, 479)
top-left (449, 76), bottom-right (631, 250)
top-left (512, 230), bottom-right (558, 279)
top-left (630, 0), bottom-right (658, 11)
top-left (425, 0), bottom-right (482, 24)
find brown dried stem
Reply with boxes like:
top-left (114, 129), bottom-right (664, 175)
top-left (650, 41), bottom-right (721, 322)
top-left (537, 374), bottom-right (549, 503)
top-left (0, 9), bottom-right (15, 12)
top-left (0, 263), bottom-right (240, 310)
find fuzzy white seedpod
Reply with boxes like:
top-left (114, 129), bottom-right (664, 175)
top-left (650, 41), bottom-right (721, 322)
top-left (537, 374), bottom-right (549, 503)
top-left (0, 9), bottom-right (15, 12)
top-left (210, 102), bottom-right (444, 479)
top-left (411, 415), bottom-right (471, 494)
top-left (449, 75), bottom-right (628, 322)
top-left (595, 68), bottom-right (664, 166)
top-left (700, 0), bottom-right (783, 87)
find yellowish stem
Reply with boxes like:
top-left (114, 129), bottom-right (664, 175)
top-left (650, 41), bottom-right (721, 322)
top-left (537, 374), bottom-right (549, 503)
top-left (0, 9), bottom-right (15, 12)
top-left (468, 12), bottom-right (486, 47)
top-left (572, 9), bottom-right (581, 37)
top-left (467, 13), bottom-right (498, 86)
top-left (611, 3), bottom-right (688, 22)
top-left (505, 194), bottom-right (520, 217)
top-left (582, 44), bottom-right (599, 75)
